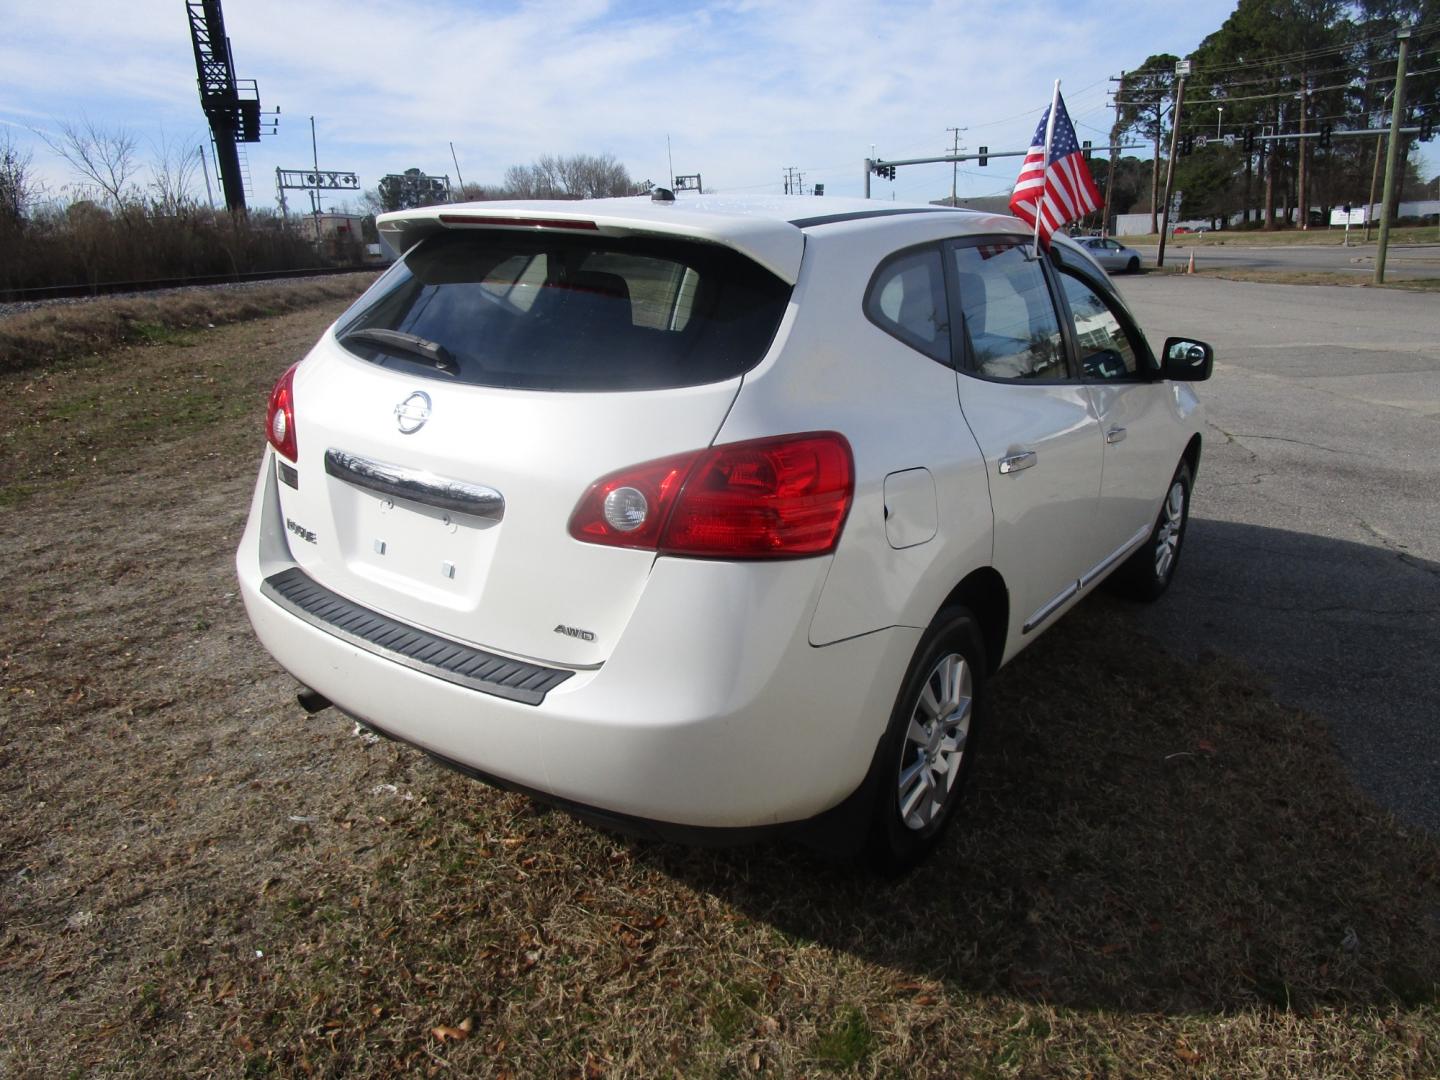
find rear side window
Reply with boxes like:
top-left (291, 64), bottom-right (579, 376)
top-left (864, 248), bottom-right (950, 363)
top-left (334, 230), bottom-right (792, 391)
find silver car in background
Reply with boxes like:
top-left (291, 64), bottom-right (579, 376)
top-left (1073, 236), bottom-right (1142, 274)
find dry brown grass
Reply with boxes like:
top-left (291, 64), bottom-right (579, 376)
top-left (0, 274), bottom-right (376, 375)
top-left (0, 304), bottom-right (1436, 1078)
top-left (1121, 226), bottom-right (1437, 248)
top-left (1148, 266), bottom-right (1440, 291)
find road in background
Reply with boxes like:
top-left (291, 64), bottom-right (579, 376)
top-left (1116, 275), bottom-right (1440, 832)
top-left (1130, 240), bottom-right (1440, 279)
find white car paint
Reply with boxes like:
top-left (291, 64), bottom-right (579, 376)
top-left (236, 194), bottom-right (1205, 836)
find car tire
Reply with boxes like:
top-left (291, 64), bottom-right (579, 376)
top-left (865, 607), bottom-right (987, 876)
top-left (1109, 459), bottom-right (1192, 602)
top-left (1127, 256), bottom-right (1141, 274)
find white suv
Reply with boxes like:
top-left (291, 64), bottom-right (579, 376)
top-left (236, 194), bottom-right (1212, 871)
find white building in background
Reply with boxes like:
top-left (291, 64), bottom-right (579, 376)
top-left (296, 213), bottom-right (366, 244)
top-left (1114, 200), bottom-right (1439, 236)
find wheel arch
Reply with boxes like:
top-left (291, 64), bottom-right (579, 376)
top-left (1182, 432), bottom-right (1202, 481)
top-left (936, 566), bottom-right (1009, 675)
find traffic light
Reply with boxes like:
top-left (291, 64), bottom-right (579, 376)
top-left (1318, 123), bottom-right (1333, 148)
top-left (1082, 140), bottom-right (1092, 161)
top-left (1260, 139), bottom-right (1270, 157)
top-left (888, 165), bottom-right (897, 180)
top-left (1181, 133), bottom-right (1194, 156)
top-left (1243, 128), bottom-right (1254, 153)
top-left (978, 145), bottom-right (988, 166)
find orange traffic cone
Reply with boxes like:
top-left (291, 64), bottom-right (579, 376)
top-left (1187, 250), bottom-right (1196, 275)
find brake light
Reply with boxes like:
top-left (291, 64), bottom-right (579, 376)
top-left (568, 433), bottom-right (853, 559)
top-left (266, 363), bottom-right (299, 462)
top-left (438, 214), bottom-right (599, 231)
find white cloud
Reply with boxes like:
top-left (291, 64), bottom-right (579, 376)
top-left (1, 0), bottom-right (1256, 207)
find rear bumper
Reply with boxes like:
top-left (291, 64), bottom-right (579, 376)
top-left (237, 452), bottom-right (920, 829)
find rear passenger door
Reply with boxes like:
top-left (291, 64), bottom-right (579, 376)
top-left (946, 237), bottom-right (1107, 642)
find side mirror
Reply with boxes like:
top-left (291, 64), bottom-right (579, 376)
top-left (1162, 337), bottom-right (1214, 381)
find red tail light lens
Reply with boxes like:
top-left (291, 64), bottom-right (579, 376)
top-left (266, 363), bottom-right (299, 462)
top-left (568, 433), bottom-right (853, 559)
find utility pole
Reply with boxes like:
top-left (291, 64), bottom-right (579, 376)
top-left (1156, 58), bottom-right (1190, 268)
top-left (198, 144), bottom-right (215, 209)
top-left (946, 126), bottom-right (965, 204)
top-left (1375, 27), bottom-right (1411, 284)
top-left (1297, 77), bottom-right (1309, 229)
top-left (1363, 131), bottom-right (1383, 242)
top-left (449, 141), bottom-right (466, 200)
top-left (310, 116), bottom-right (321, 219)
top-left (1104, 72), bottom-right (1125, 236)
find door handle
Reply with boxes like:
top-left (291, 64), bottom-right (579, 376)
top-left (1106, 425), bottom-right (1127, 445)
top-left (998, 450), bottom-right (1037, 475)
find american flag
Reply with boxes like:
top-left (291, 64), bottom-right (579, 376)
top-left (1009, 89), bottom-right (1101, 247)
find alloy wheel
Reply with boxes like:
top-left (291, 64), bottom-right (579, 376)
top-left (896, 652), bottom-right (973, 831)
top-left (1155, 480), bottom-right (1186, 579)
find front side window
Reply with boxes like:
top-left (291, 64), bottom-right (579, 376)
top-left (863, 247), bottom-right (951, 363)
top-left (1058, 272), bottom-right (1142, 380)
top-left (950, 241), bottom-right (1067, 380)
top-left (333, 230), bottom-right (792, 391)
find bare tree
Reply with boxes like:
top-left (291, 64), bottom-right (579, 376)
top-left (42, 116), bottom-right (140, 208)
top-left (503, 153), bottom-right (642, 199)
top-left (0, 132), bottom-right (37, 224)
top-left (148, 130), bottom-right (203, 215)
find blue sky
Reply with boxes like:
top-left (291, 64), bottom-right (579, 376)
top-left (0, 0), bottom-right (1342, 211)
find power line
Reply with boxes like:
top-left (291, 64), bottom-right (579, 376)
top-left (1183, 19), bottom-right (1440, 79)
top-left (1169, 62), bottom-right (1440, 105)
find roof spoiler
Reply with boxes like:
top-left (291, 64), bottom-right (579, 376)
top-left (375, 202), bottom-right (805, 284)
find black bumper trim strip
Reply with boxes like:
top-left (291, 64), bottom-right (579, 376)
top-left (261, 566), bottom-right (573, 706)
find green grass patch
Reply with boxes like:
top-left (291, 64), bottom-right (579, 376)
top-left (810, 1006), bottom-right (874, 1071)
top-left (0, 482), bottom-right (36, 507)
top-left (132, 322), bottom-right (198, 347)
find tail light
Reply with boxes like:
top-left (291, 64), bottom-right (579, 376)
top-left (266, 363), bottom-right (299, 462)
top-left (568, 432), bottom-right (853, 559)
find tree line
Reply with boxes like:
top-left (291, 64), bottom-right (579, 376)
top-left (0, 119), bottom-right (335, 296)
top-left (1096, 0), bottom-right (1438, 231)
top-left (366, 153), bottom-right (650, 213)
top-left (0, 120), bottom-right (649, 294)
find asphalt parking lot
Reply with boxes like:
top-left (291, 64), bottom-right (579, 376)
top-left (1118, 274), bottom-right (1440, 833)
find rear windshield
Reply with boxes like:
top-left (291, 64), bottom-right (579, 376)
top-left (333, 229), bottom-right (793, 391)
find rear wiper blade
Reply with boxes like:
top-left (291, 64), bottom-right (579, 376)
top-left (340, 328), bottom-right (459, 376)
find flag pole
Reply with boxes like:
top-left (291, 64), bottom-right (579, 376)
top-left (1035, 79), bottom-right (1061, 252)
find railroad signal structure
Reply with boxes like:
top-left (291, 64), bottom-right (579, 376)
top-left (379, 171), bottom-right (452, 209)
top-left (186, 0), bottom-right (276, 214)
top-left (276, 169), bottom-right (361, 218)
